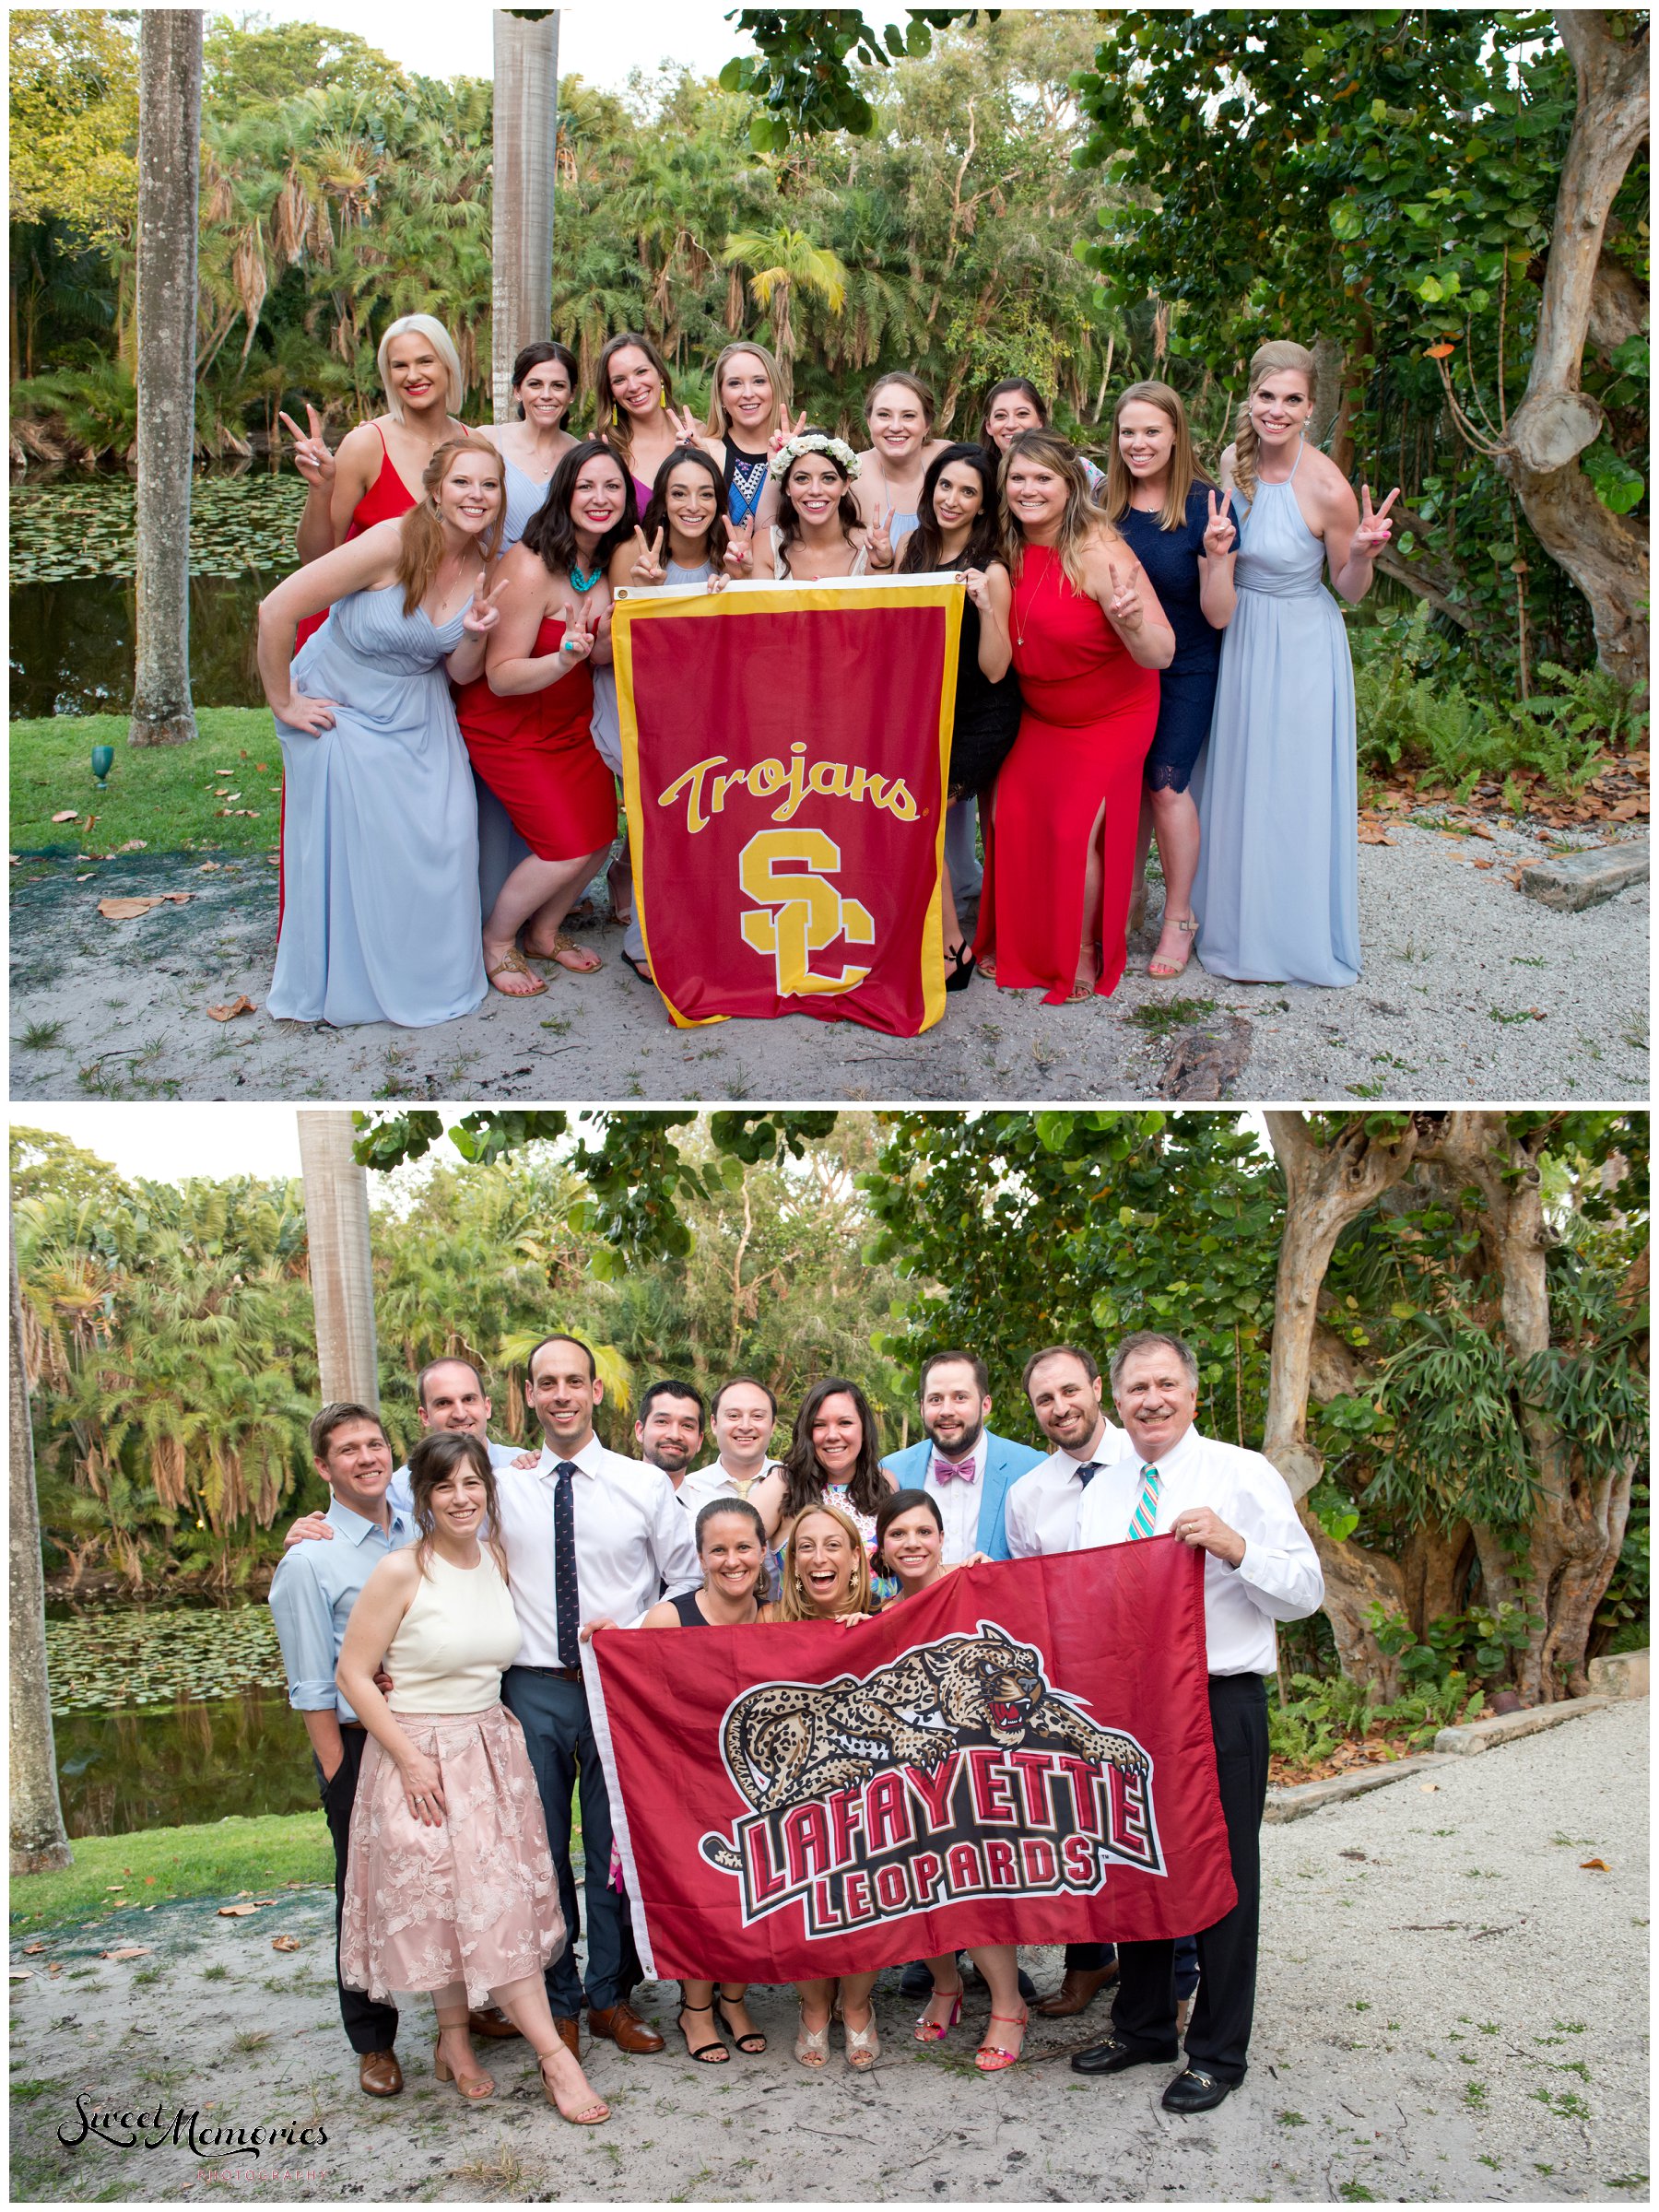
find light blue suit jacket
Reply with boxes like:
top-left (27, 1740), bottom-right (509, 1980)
top-left (880, 1430), bottom-right (1046, 1562)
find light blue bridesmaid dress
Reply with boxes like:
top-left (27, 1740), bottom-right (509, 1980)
top-left (475, 453), bottom-right (552, 915)
top-left (1191, 439), bottom-right (1361, 987)
top-left (271, 586), bottom-right (488, 1027)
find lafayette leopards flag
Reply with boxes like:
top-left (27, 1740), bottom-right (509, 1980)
top-left (610, 577), bottom-right (963, 1035)
top-left (584, 1537), bottom-right (1237, 1983)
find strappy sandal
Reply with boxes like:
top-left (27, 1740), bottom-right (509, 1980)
top-left (538, 2052), bottom-right (609, 2125)
top-left (975, 2008), bottom-right (1029, 2073)
top-left (484, 946), bottom-right (547, 998)
top-left (433, 2031), bottom-right (494, 2101)
top-left (530, 929), bottom-right (601, 974)
top-left (1148, 913), bottom-right (1199, 980)
top-left (620, 951), bottom-right (654, 986)
top-left (715, 1988), bottom-right (767, 2054)
top-left (914, 1980), bottom-right (964, 2043)
top-left (842, 2006), bottom-right (880, 2071)
top-left (794, 2004), bottom-right (831, 2069)
top-left (676, 1994), bottom-right (729, 2065)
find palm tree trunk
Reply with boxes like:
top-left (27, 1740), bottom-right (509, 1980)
top-left (11, 1228), bottom-right (72, 1875)
top-left (491, 11), bottom-right (559, 426)
top-left (129, 9), bottom-right (201, 748)
top-left (297, 1112), bottom-right (380, 1409)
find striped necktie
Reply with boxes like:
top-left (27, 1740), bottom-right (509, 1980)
top-left (1127, 1462), bottom-right (1161, 1541)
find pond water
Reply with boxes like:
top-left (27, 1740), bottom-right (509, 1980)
top-left (10, 473), bottom-right (305, 718)
top-left (45, 1600), bottom-right (314, 1838)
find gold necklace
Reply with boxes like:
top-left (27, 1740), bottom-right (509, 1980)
top-left (1012, 543), bottom-right (1059, 650)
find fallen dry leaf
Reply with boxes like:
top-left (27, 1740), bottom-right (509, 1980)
top-left (217, 1904), bottom-right (261, 1918)
top-left (1419, 1783), bottom-right (1440, 1794)
top-left (272, 1936), bottom-right (303, 1953)
top-left (100, 1946), bottom-right (152, 1960)
top-left (1609, 797), bottom-right (1646, 819)
top-left (206, 995), bottom-right (257, 1022)
top-left (47, 1963), bottom-right (63, 1975)
top-left (22, 1943), bottom-right (44, 1955)
top-left (1580, 1857), bottom-right (1611, 1871)
top-left (1472, 858), bottom-right (1494, 870)
top-left (98, 896), bottom-right (163, 920)
top-left (1357, 821), bottom-right (1397, 846)
top-left (1468, 823), bottom-right (1496, 841)
top-left (9, 1971), bottom-right (31, 1983)
top-left (51, 809), bottom-right (80, 823)
top-left (198, 862), bottom-right (222, 872)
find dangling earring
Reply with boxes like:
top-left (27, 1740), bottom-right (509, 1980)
top-left (659, 387), bottom-right (666, 410)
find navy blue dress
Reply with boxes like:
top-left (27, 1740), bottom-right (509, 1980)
top-left (1117, 484), bottom-right (1240, 794)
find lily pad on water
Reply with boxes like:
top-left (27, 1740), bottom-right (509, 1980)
top-left (10, 475), bottom-right (309, 586)
top-left (45, 1606), bottom-right (289, 1714)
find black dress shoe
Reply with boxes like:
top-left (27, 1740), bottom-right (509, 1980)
top-left (899, 1959), bottom-right (936, 1999)
top-left (1071, 2035), bottom-right (1171, 2077)
top-left (1161, 2066), bottom-right (1234, 2112)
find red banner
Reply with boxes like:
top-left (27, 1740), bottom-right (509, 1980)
top-left (611, 580), bottom-right (961, 1035)
top-left (585, 1538), bottom-right (1236, 1983)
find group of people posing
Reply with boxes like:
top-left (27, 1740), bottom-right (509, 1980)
top-left (267, 1329), bottom-right (1324, 2126)
top-left (259, 315), bottom-right (1399, 1025)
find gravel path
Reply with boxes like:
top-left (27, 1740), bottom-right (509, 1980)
top-left (10, 1700), bottom-right (1646, 2203)
top-left (8, 818), bottom-right (1646, 1102)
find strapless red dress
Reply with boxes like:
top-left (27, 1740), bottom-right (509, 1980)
top-left (974, 544), bottom-right (1159, 1001)
top-left (453, 618), bottom-right (618, 865)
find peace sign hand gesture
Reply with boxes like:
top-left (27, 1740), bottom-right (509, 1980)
top-left (666, 403), bottom-right (704, 446)
top-left (629, 525), bottom-right (667, 585)
top-left (769, 408), bottom-right (810, 458)
top-left (1352, 482), bottom-right (1401, 559)
top-left (558, 602), bottom-right (598, 662)
top-left (278, 403), bottom-right (335, 488)
top-left (724, 515), bottom-right (757, 575)
top-left (1203, 488), bottom-right (1237, 558)
top-left (462, 572), bottom-right (509, 636)
top-left (1106, 559), bottom-right (1144, 632)
top-left (867, 500), bottom-right (896, 572)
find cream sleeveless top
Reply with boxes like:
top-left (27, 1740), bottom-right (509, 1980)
top-left (385, 1548), bottom-right (522, 1714)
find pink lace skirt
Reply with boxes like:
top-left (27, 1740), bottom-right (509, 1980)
top-left (338, 1700), bottom-right (565, 2008)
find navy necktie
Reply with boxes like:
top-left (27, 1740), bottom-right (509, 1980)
top-left (553, 1460), bottom-right (581, 1667)
top-left (1076, 1460), bottom-right (1100, 1488)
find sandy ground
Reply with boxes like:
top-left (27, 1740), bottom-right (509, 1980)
top-left (8, 818), bottom-right (1647, 1104)
top-left (9, 1700), bottom-right (1647, 2204)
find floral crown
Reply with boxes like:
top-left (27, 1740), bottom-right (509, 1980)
top-left (768, 432), bottom-right (860, 483)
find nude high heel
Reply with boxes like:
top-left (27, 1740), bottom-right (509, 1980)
top-left (433, 2032), bottom-right (494, 2101)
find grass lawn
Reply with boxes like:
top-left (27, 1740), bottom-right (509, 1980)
top-left (9, 1810), bottom-right (332, 1932)
top-left (10, 709), bottom-right (279, 859)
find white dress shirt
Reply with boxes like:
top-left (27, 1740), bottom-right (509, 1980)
top-left (922, 1429), bottom-right (988, 1566)
top-left (675, 1457), bottom-right (782, 1518)
top-left (492, 1433), bottom-right (700, 1662)
top-left (1005, 1417), bottom-right (1127, 1558)
top-left (1074, 1422), bottom-right (1325, 1675)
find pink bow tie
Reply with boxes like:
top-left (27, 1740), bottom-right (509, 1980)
top-left (933, 1455), bottom-right (977, 1485)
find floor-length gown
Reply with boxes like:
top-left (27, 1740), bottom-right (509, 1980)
top-left (271, 586), bottom-right (488, 1027)
top-left (973, 545), bottom-right (1159, 1002)
top-left (1191, 441), bottom-right (1360, 985)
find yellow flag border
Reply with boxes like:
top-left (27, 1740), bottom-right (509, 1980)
top-left (611, 581), bottom-right (963, 1032)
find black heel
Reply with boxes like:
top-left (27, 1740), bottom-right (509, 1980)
top-left (715, 1989), bottom-right (768, 2054)
top-left (677, 1985), bottom-right (729, 2064)
top-left (944, 942), bottom-right (976, 994)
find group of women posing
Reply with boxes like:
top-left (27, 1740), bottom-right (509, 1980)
top-left (259, 314), bottom-right (1397, 1026)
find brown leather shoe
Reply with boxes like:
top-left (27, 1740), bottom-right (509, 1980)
top-left (1032, 1965), bottom-right (1119, 2018)
top-left (587, 2001), bottom-right (665, 2053)
top-left (359, 2049), bottom-right (404, 2097)
top-left (467, 2005), bottom-right (523, 2041)
top-left (553, 2014), bottom-right (581, 2059)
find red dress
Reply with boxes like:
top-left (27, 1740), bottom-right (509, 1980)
top-left (453, 618), bottom-right (618, 864)
top-left (974, 544), bottom-right (1159, 1001)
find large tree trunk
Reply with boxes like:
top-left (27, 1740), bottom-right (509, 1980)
top-left (1498, 12), bottom-right (1648, 691)
top-left (128, 10), bottom-right (201, 748)
top-left (11, 1230), bottom-right (72, 1875)
top-left (491, 11), bottom-right (559, 426)
top-left (297, 1112), bottom-right (380, 1409)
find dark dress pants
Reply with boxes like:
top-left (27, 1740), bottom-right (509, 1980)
top-left (318, 1727), bottom-right (399, 2054)
top-left (1109, 1672), bottom-right (1269, 2084)
top-left (501, 1665), bottom-right (629, 2017)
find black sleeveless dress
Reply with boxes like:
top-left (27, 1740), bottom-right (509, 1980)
top-left (723, 443), bottom-right (771, 529)
top-left (948, 597), bottom-right (1023, 798)
top-left (670, 1589), bottom-right (711, 1628)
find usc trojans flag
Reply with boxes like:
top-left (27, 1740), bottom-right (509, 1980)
top-left (584, 1538), bottom-right (1237, 1983)
top-left (610, 578), bottom-right (962, 1034)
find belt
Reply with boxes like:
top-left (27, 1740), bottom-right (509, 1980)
top-left (339, 1720), bottom-right (366, 1732)
top-left (514, 1664), bottom-right (584, 1683)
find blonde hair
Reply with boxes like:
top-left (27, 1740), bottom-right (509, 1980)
top-left (998, 428), bottom-right (1126, 594)
top-left (706, 340), bottom-right (789, 444)
top-left (1232, 341), bottom-right (1316, 509)
top-left (376, 314), bottom-right (465, 420)
top-left (394, 439), bottom-right (501, 616)
top-left (778, 1501), bottom-right (874, 1623)
top-left (1104, 381), bottom-right (1210, 533)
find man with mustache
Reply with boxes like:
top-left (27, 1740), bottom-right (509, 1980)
top-left (1069, 1330), bottom-right (1324, 2112)
top-left (880, 1350), bottom-right (1044, 1566)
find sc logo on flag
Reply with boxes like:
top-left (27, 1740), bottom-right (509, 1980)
top-left (738, 830), bottom-right (874, 995)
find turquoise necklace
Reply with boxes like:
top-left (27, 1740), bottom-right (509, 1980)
top-left (570, 563), bottom-right (603, 593)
